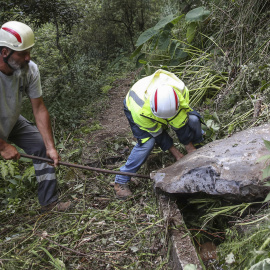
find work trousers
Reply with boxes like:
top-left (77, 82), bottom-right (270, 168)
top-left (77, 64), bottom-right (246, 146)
top-left (174, 114), bottom-right (204, 145)
top-left (8, 115), bottom-right (58, 206)
top-left (115, 138), bottom-right (156, 184)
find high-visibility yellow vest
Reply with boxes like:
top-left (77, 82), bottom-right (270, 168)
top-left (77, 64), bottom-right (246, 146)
top-left (126, 69), bottom-right (192, 142)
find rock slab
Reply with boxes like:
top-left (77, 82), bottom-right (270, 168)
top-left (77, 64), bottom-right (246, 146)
top-left (151, 124), bottom-right (270, 201)
top-left (157, 193), bottom-right (203, 269)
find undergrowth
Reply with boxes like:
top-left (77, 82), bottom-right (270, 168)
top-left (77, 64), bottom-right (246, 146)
top-left (218, 208), bottom-right (270, 269)
top-left (0, 151), bottom-right (171, 269)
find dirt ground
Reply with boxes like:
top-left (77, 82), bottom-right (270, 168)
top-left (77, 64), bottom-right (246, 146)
top-left (81, 71), bottom-right (138, 165)
top-left (94, 73), bottom-right (136, 140)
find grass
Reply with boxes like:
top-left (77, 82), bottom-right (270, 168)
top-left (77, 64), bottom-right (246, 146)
top-left (0, 139), bottom-right (172, 269)
top-left (217, 208), bottom-right (270, 269)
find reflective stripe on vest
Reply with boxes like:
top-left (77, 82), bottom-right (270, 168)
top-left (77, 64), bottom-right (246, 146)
top-left (128, 90), bottom-right (145, 108)
top-left (135, 120), bottom-right (161, 136)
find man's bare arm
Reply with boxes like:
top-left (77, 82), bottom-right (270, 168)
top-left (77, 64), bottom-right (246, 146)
top-left (31, 97), bottom-right (59, 166)
top-left (169, 145), bottom-right (184, 161)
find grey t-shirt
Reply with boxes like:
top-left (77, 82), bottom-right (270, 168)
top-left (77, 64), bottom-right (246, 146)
top-left (0, 61), bottom-right (42, 140)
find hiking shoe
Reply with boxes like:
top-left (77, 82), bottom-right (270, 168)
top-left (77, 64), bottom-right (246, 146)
top-left (41, 201), bottom-right (71, 212)
top-left (114, 183), bottom-right (132, 200)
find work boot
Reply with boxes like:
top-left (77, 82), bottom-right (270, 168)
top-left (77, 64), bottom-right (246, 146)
top-left (41, 200), bottom-right (71, 212)
top-left (114, 183), bottom-right (132, 200)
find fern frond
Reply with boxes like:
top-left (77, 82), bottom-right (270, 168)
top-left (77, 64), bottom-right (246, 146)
top-left (0, 160), bottom-right (9, 179)
top-left (0, 160), bottom-right (20, 179)
top-left (22, 165), bottom-right (35, 181)
top-left (6, 160), bottom-right (18, 177)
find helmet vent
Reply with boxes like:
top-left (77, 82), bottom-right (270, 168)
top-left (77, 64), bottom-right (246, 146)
top-left (173, 88), bottom-right (179, 110)
top-left (154, 89), bottom-right (158, 112)
top-left (2, 27), bottom-right (22, 43)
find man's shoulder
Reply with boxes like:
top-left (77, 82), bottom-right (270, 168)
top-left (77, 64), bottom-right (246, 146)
top-left (28, 61), bottom-right (39, 73)
top-left (24, 61), bottom-right (40, 82)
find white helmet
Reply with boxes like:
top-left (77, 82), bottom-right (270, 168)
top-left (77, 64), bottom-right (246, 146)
top-left (0, 21), bottom-right (35, 51)
top-left (150, 85), bottom-right (179, 119)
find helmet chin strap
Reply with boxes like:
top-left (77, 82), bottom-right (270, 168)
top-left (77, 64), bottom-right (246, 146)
top-left (3, 49), bottom-right (15, 69)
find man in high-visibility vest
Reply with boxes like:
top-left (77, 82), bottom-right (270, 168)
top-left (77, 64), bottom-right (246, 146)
top-left (114, 69), bottom-right (204, 200)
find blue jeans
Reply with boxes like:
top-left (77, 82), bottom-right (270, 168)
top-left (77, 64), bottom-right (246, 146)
top-left (115, 138), bottom-right (155, 184)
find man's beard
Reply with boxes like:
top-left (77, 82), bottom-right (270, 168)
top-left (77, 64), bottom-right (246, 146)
top-left (8, 58), bottom-right (29, 76)
top-left (8, 58), bottom-right (21, 70)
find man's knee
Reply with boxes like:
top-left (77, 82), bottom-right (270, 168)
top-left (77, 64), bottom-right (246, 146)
top-left (188, 114), bottom-right (201, 127)
top-left (143, 137), bottom-right (156, 152)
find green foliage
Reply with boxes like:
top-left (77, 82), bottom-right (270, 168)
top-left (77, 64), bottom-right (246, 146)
top-left (0, 160), bottom-right (18, 179)
top-left (201, 202), bottom-right (256, 226)
top-left (185, 7), bottom-right (211, 43)
top-left (0, 0), bottom-right (82, 31)
top-left (186, 22), bottom-right (197, 43)
top-left (39, 247), bottom-right (66, 269)
top-left (0, 158), bottom-right (36, 212)
top-left (22, 165), bottom-right (35, 182)
top-left (80, 123), bottom-right (102, 134)
top-left (133, 6), bottom-right (211, 67)
top-left (74, 0), bottom-right (161, 54)
top-left (218, 209), bottom-right (270, 269)
top-left (185, 7), bottom-right (211, 23)
top-left (135, 14), bottom-right (183, 47)
top-left (202, 110), bottom-right (221, 142)
top-left (101, 85), bottom-right (112, 94)
top-left (132, 13), bottom-right (185, 71)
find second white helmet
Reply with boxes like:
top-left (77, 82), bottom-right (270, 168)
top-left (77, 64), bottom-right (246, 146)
top-left (150, 85), bottom-right (179, 119)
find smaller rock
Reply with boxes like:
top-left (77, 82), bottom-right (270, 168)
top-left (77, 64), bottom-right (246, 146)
top-left (198, 242), bottom-right (217, 261)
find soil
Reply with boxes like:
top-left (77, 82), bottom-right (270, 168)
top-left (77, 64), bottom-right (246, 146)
top-left (81, 71), bottom-right (138, 165)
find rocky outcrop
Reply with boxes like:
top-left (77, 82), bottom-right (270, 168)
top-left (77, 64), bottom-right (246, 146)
top-left (151, 124), bottom-right (270, 202)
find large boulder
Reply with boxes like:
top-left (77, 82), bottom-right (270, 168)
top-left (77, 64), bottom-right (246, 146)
top-left (151, 124), bottom-right (270, 202)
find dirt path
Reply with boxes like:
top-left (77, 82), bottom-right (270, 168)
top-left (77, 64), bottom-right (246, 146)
top-left (82, 71), bottom-right (138, 164)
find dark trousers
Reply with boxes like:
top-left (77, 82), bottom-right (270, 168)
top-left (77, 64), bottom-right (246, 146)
top-left (8, 115), bottom-right (58, 206)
